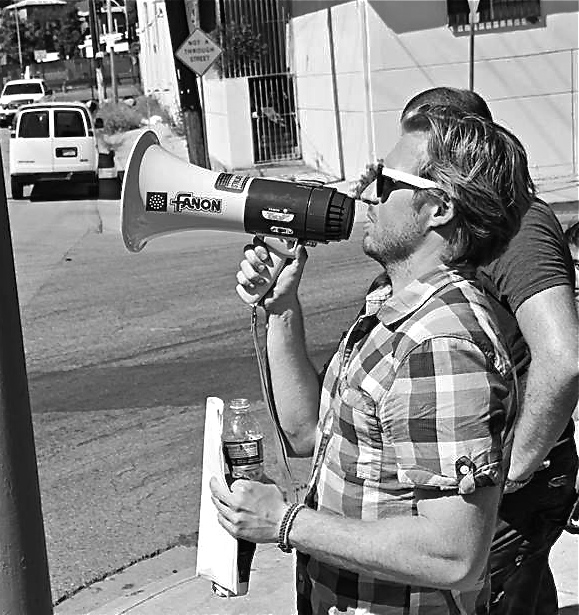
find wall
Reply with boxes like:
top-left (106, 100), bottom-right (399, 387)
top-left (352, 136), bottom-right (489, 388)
top-left (136, 0), bottom-right (180, 119)
top-left (290, 0), bottom-right (578, 183)
top-left (204, 75), bottom-right (253, 170)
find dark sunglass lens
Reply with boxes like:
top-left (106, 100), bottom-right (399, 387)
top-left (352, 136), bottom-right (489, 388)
top-left (375, 163), bottom-right (384, 200)
top-left (380, 177), bottom-right (397, 202)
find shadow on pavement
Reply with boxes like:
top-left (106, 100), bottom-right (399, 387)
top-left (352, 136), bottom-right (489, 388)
top-left (27, 177), bottom-right (121, 201)
top-left (29, 182), bottom-right (89, 201)
top-left (559, 605), bottom-right (579, 614)
top-left (99, 177), bottom-right (122, 200)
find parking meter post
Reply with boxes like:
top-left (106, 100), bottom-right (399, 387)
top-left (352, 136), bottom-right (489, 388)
top-left (0, 152), bottom-right (53, 612)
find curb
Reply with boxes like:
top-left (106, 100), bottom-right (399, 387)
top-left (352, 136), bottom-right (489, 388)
top-left (55, 544), bottom-right (296, 615)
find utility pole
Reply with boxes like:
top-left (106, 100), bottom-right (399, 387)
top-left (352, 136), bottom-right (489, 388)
top-left (165, 0), bottom-right (208, 167)
top-left (106, 0), bottom-right (118, 103)
top-left (89, 0), bottom-right (106, 103)
top-left (468, 0), bottom-right (480, 91)
top-left (0, 154), bottom-right (53, 612)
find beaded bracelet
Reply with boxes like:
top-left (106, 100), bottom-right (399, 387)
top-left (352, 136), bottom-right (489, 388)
top-left (277, 503), bottom-right (306, 553)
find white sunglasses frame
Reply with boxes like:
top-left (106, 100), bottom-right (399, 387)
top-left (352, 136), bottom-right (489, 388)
top-left (380, 166), bottom-right (440, 190)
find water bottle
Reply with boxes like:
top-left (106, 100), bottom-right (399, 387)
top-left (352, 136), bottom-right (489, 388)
top-left (213, 398), bottom-right (263, 597)
top-left (222, 398), bottom-right (264, 481)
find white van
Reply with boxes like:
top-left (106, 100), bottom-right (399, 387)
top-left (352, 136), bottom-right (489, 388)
top-left (9, 101), bottom-right (103, 199)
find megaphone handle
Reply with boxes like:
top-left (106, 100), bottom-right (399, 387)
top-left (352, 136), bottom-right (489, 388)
top-left (235, 237), bottom-right (296, 305)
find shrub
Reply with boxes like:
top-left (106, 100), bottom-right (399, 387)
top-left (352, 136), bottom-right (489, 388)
top-left (97, 95), bottom-right (173, 134)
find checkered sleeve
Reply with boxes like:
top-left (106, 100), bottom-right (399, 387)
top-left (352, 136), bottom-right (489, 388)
top-left (379, 336), bottom-right (510, 494)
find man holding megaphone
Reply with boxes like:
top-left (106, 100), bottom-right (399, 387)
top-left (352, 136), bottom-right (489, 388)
top-left (210, 103), bottom-right (535, 615)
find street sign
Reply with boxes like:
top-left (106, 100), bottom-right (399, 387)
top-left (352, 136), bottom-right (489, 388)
top-left (468, 0), bottom-right (480, 10)
top-left (175, 28), bottom-right (222, 77)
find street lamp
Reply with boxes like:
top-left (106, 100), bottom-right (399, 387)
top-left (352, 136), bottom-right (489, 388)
top-left (468, 0), bottom-right (480, 91)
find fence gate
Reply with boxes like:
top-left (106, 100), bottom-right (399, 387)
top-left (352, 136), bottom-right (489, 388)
top-left (213, 0), bottom-right (301, 164)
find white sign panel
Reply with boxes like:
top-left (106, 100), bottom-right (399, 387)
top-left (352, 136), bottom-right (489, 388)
top-left (175, 28), bottom-right (222, 77)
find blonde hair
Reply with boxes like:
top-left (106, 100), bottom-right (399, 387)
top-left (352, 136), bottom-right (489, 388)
top-left (401, 104), bottom-right (534, 267)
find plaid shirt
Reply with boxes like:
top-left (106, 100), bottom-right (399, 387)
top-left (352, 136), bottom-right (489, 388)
top-left (297, 265), bottom-right (516, 615)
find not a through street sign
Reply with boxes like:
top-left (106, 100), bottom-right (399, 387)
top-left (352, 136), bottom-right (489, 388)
top-left (175, 28), bottom-right (222, 77)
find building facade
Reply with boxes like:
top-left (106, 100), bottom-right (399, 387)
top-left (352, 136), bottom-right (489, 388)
top-left (138, 0), bottom-right (578, 183)
top-left (290, 0), bottom-right (578, 183)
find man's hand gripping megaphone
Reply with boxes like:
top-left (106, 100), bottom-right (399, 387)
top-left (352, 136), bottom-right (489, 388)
top-left (235, 237), bottom-right (309, 307)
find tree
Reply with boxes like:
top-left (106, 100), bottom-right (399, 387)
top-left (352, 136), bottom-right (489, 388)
top-left (0, 4), bottom-right (85, 63)
top-left (56, 8), bottom-right (84, 59)
top-left (0, 10), bottom-right (37, 66)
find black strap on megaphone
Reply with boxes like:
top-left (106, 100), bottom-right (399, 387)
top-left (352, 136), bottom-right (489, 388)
top-left (250, 305), bottom-right (306, 503)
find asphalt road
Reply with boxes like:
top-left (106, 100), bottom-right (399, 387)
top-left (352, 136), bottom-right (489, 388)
top-left (1, 125), bottom-right (375, 603)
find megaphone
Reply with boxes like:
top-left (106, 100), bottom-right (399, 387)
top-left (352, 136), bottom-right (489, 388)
top-left (121, 130), bottom-right (355, 303)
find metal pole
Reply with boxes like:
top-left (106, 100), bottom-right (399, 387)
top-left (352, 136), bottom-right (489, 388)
top-left (469, 16), bottom-right (475, 91)
top-left (571, 48), bottom-right (577, 177)
top-left (327, 6), bottom-right (345, 181)
top-left (359, 0), bottom-right (375, 163)
top-left (467, 0), bottom-right (480, 91)
top-left (14, 9), bottom-right (23, 77)
top-left (197, 74), bottom-right (210, 168)
top-left (165, 0), bottom-right (209, 167)
top-left (107, 0), bottom-right (118, 103)
top-left (0, 136), bottom-right (53, 612)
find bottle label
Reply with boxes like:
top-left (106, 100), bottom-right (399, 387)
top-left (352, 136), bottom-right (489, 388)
top-left (223, 438), bottom-right (263, 468)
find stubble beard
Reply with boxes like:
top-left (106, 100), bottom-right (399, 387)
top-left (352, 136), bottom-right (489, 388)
top-left (363, 221), bottom-right (423, 273)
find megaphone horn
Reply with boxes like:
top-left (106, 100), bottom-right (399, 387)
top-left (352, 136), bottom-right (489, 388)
top-left (120, 130), bottom-right (356, 302)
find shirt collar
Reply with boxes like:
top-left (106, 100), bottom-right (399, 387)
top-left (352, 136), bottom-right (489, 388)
top-left (365, 264), bottom-right (473, 326)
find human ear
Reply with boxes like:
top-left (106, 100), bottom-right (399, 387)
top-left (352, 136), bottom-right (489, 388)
top-left (428, 195), bottom-right (454, 228)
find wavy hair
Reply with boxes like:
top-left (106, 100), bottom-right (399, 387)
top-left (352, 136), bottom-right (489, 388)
top-left (401, 104), bottom-right (534, 267)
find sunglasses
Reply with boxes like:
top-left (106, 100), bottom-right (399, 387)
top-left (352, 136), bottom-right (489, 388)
top-left (376, 165), bottom-right (440, 203)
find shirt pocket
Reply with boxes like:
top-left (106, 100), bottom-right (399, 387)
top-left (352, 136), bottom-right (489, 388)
top-left (331, 383), bottom-right (383, 482)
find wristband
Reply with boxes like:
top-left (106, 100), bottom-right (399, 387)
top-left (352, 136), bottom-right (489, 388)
top-left (504, 475), bottom-right (533, 493)
top-left (277, 503), bottom-right (305, 553)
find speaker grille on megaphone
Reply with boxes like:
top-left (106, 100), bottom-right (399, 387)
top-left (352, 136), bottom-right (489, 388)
top-left (121, 130), bottom-right (355, 253)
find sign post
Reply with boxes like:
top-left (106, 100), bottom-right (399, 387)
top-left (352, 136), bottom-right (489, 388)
top-left (175, 29), bottom-right (222, 168)
top-left (468, 0), bottom-right (480, 91)
top-left (165, 1), bottom-right (214, 168)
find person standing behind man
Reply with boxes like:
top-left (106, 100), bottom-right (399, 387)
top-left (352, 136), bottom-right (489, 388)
top-left (401, 87), bottom-right (579, 615)
top-left (211, 105), bottom-right (532, 614)
top-left (563, 219), bottom-right (579, 533)
top-left (564, 220), bottom-right (579, 304)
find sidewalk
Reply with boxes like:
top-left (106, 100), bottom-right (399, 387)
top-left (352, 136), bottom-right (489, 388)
top-left (54, 543), bottom-right (295, 615)
top-left (53, 530), bottom-right (578, 615)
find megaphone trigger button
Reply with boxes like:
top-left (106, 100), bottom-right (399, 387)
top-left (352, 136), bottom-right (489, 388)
top-left (262, 211), bottom-right (295, 223)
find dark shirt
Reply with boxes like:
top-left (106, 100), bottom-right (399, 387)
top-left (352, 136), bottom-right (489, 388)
top-left (477, 198), bottom-right (575, 442)
top-left (477, 199), bottom-right (575, 376)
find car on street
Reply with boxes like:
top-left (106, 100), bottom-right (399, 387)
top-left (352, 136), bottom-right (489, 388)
top-left (0, 78), bottom-right (52, 127)
top-left (9, 101), bottom-right (103, 199)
